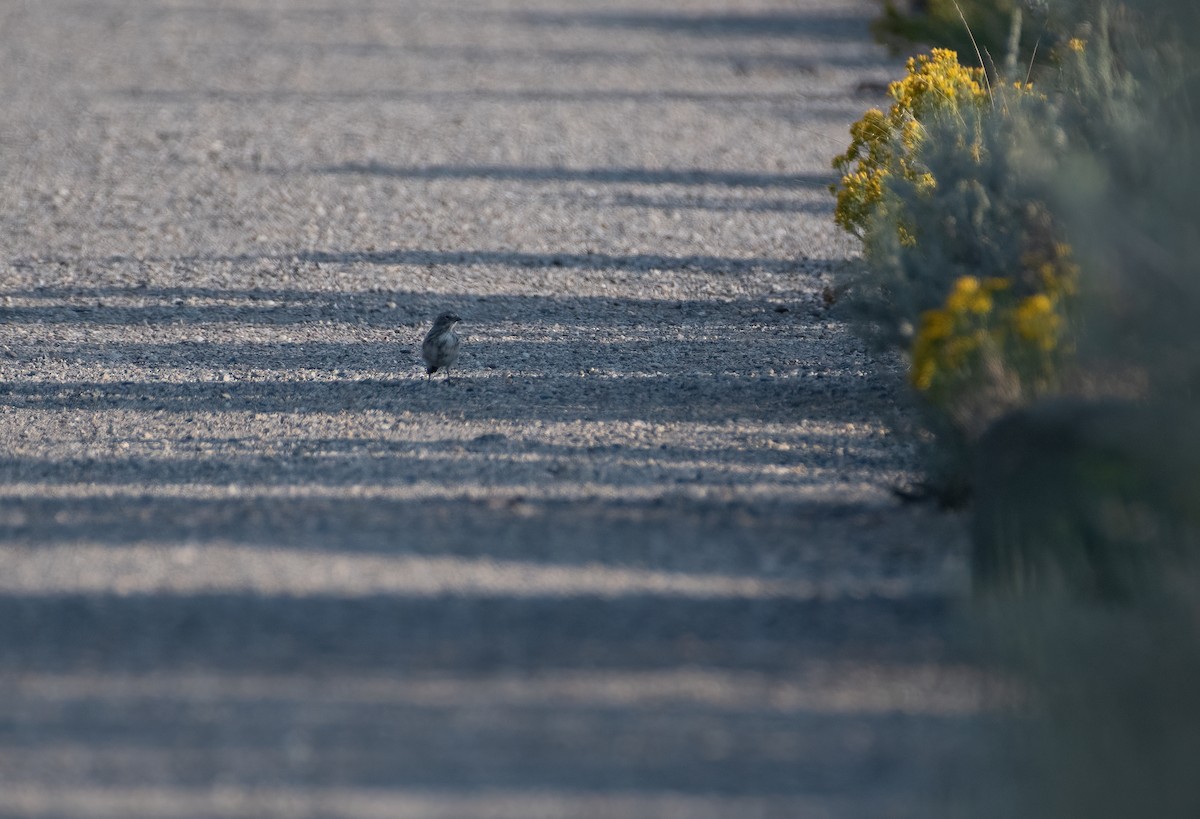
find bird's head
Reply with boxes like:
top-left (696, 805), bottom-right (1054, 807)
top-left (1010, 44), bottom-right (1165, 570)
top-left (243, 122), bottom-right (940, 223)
top-left (434, 311), bottom-right (462, 328)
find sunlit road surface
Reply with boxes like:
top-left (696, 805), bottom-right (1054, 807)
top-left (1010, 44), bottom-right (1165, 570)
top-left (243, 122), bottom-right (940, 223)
top-left (0, 0), bottom-right (978, 816)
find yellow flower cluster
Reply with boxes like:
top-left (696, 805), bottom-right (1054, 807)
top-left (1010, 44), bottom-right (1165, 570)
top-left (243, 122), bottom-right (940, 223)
top-left (1014, 241), bottom-right (1078, 350)
top-left (911, 261), bottom-right (1073, 395)
top-left (832, 49), bottom-right (987, 237)
top-left (1013, 294), bottom-right (1061, 350)
top-left (911, 276), bottom-right (1010, 391)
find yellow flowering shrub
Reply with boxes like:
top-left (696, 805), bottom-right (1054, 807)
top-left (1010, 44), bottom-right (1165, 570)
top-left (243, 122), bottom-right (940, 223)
top-left (830, 44), bottom-right (1089, 495)
top-left (832, 49), bottom-right (987, 238)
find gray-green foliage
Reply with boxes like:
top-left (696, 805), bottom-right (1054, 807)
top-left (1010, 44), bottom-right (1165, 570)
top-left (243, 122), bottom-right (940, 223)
top-left (963, 0), bottom-right (1200, 598)
top-left (1052, 1), bottom-right (1200, 401)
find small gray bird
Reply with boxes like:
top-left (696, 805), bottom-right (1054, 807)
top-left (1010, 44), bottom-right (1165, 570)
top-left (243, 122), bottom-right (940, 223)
top-left (421, 311), bottom-right (462, 379)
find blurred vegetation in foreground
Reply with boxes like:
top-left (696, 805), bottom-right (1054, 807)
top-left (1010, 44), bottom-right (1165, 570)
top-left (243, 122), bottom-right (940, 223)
top-left (832, 1), bottom-right (1200, 814)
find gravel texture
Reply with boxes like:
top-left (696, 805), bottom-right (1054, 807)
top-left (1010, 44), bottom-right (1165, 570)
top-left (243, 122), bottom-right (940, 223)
top-left (0, 1), bottom-right (975, 816)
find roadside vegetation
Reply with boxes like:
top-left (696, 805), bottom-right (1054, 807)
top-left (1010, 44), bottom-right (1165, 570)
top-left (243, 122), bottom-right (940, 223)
top-left (832, 1), bottom-right (1200, 814)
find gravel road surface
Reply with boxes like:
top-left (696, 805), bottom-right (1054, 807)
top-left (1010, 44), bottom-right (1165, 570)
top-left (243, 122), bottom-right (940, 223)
top-left (0, 1), bottom-right (976, 816)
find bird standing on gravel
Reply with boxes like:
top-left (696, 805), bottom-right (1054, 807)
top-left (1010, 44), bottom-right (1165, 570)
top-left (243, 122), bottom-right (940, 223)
top-left (421, 311), bottom-right (462, 379)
